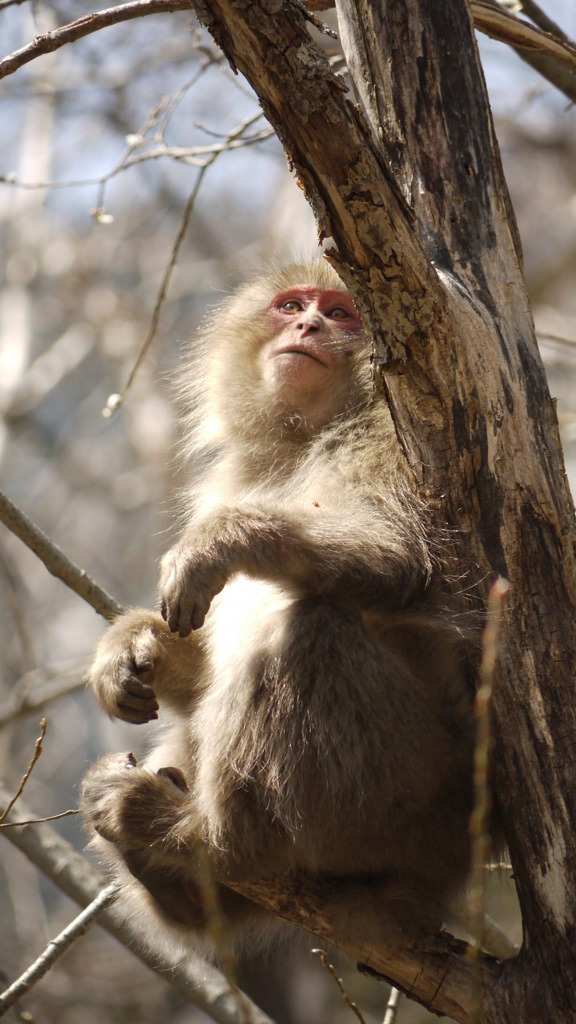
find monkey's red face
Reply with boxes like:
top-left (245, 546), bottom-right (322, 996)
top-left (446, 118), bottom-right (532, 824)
top-left (262, 286), bottom-right (363, 401)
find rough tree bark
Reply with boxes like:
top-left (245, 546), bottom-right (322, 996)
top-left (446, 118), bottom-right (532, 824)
top-left (181, 1), bottom-right (576, 1021)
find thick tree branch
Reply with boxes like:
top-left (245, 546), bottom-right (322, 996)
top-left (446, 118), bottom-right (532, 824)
top-left (473, 0), bottom-right (576, 103)
top-left (227, 876), bottom-right (499, 1023)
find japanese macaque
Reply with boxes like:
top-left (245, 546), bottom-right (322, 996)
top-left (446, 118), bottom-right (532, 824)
top-left (82, 260), bottom-right (475, 952)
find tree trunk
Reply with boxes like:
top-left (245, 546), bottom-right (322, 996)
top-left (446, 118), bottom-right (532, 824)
top-left (188, 1), bottom-right (576, 1018)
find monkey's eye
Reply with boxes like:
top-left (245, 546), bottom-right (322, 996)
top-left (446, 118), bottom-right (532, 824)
top-left (280, 300), bottom-right (303, 313)
top-left (327, 307), bottom-right (351, 320)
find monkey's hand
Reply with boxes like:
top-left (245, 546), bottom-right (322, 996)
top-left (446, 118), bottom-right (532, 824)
top-left (160, 543), bottom-right (229, 636)
top-left (81, 751), bottom-right (189, 847)
top-left (87, 613), bottom-right (164, 724)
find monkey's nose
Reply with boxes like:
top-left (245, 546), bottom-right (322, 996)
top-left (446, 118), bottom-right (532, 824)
top-left (297, 315), bottom-right (321, 334)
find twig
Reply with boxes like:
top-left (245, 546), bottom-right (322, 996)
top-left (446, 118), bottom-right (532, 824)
top-left (0, 660), bottom-right (87, 731)
top-left (0, 808), bottom-right (79, 829)
top-left (0, 489), bottom-right (123, 621)
top-left (382, 986), bottom-right (401, 1024)
top-left (103, 110), bottom-right (267, 415)
top-left (0, 719), bottom-right (47, 825)
top-left (0, 884), bottom-right (118, 1016)
top-left (467, 577), bottom-right (509, 1018)
top-left (103, 165), bottom-right (210, 415)
top-left (311, 949), bottom-right (367, 1024)
top-left (0, 786), bottom-right (276, 1024)
top-left (288, 0), bottom-right (337, 38)
top-left (0, 132), bottom-right (273, 192)
top-left (0, 0), bottom-right (198, 81)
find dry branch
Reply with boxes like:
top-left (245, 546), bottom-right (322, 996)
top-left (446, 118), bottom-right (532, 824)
top-left (0, 884), bottom-right (118, 1015)
top-left (471, 0), bottom-right (576, 103)
top-left (0, 489), bottom-right (122, 621)
top-left (0, 0), bottom-right (195, 80)
top-left (2, 0), bottom-right (576, 108)
top-left (0, 787), bottom-right (276, 1024)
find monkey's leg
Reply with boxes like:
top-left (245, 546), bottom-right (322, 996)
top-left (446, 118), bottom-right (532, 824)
top-left (82, 752), bottom-right (192, 853)
top-left (88, 607), bottom-right (204, 722)
top-left (82, 751), bottom-right (261, 932)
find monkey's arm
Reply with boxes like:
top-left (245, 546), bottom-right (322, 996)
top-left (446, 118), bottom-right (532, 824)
top-left (160, 500), bottom-right (433, 637)
top-left (87, 608), bottom-right (204, 722)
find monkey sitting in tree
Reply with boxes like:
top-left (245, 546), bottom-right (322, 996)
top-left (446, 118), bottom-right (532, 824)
top-left (82, 260), bottom-right (476, 949)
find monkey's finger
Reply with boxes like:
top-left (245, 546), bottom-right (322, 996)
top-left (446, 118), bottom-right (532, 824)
top-left (160, 596), bottom-right (188, 635)
top-left (116, 705), bottom-right (159, 725)
top-left (122, 678), bottom-right (158, 702)
top-left (112, 679), bottom-right (159, 723)
top-left (162, 596), bottom-right (193, 637)
top-left (118, 694), bottom-right (159, 714)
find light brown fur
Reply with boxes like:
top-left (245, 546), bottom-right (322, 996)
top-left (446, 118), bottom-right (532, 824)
top-left (82, 261), bottom-right (475, 952)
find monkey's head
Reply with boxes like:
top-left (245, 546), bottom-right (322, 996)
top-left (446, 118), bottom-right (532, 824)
top-left (198, 261), bottom-right (371, 449)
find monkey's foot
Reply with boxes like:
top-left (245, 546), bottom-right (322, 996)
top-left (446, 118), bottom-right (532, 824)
top-left (81, 752), bottom-right (190, 845)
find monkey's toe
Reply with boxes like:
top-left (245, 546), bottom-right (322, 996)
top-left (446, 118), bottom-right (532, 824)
top-left (157, 766), bottom-right (189, 793)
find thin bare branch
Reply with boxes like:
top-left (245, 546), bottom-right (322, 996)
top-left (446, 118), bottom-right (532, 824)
top-left (382, 987), bottom-right (401, 1024)
top-left (104, 110), bottom-right (268, 415)
top-left (0, 719), bottom-right (47, 825)
top-left (0, 0), bottom-right (196, 81)
top-left (0, 786), bottom-right (276, 1024)
top-left (312, 949), bottom-right (367, 1024)
top-left (0, 808), bottom-right (79, 829)
top-left (288, 0), bottom-right (337, 39)
top-left (468, 578), bottom-right (510, 956)
top-left (0, 884), bottom-right (118, 1016)
top-left (0, 129), bottom-right (273, 192)
top-left (103, 166), bottom-right (209, 415)
top-left (0, 659), bottom-right (87, 731)
top-left (0, 489), bottom-right (123, 621)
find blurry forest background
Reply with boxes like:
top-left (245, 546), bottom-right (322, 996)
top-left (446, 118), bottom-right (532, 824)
top-left (1, 2), bottom-right (576, 1022)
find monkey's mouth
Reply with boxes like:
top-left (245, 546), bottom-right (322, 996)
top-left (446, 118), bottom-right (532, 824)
top-left (273, 344), bottom-right (329, 366)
